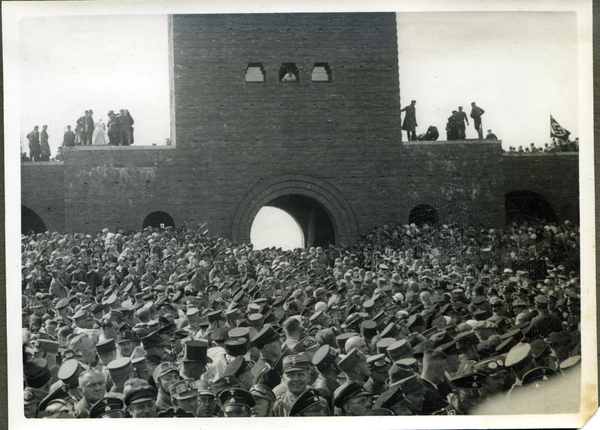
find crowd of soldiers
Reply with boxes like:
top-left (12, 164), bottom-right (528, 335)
top-left (21, 218), bottom-right (582, 418)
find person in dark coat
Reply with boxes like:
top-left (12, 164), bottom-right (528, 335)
top-left (85, 110), bottom-right (95, 145)
top-left (40, 125), bottom-right (51, 161)
top-left (401, 100), bottom-right (418, 141)
top-left (63, 125), bottom-right (76, 147)
top-left (470, 102), bottom-right (485, 139)
top-left (27, 126), bottom-right (41, 161)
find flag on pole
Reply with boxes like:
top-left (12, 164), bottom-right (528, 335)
top-left (550, 115), bottom-right (570, 142)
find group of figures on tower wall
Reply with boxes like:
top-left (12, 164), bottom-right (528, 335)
top-left (23, 109), bottom-right (135, 162)
top-left (21, 217), bottom-right (581, 418)
top-left (401, 101), bottom-right (486, 142)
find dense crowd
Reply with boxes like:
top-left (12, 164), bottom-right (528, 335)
top-left (21, 219), bottom-right (581, 418)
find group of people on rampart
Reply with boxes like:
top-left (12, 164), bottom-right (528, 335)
top-left (21, 216), bottom-right (581, 418)
top-left (24, 109), bottom-right (134, 162)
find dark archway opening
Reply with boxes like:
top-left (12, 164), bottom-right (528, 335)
top-left (408, 204), bottom-right (438, 228)
top-left (505, 191), bottom-right (557, 226)
top-left (22, 206), bottom-right (47, 235)
top-left (263, 194), bottom-right (336, 248)
top-left (142, 211), bottom-right (175, 230)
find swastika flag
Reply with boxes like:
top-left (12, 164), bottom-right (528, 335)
top-left (550, 115), bottom-right (570, 142)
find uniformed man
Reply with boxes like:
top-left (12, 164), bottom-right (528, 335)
top-left (74, 369), bottom-right (107, 418)
top-left (250, 326), bottom-right (283, 380)
top-left (170, 379), bottom-right (200, 416)
top-left (222, 356), bottom-right (256, 391)
top-left (141, 331), bottom-right (171, 374)
top-left (37, 386), bottom-right (78, 418)
top-left (272, 354), bottom-right (313, 417)
top-left (290, 388), bottom-right (330, 416)
top-left (338, 348), bottom-right (371, 385)
top-left (106, 357), bottom-right (134, 398)
top-left (116, 330), bottom-right (137, 358)
top-left (311, 345), bottom-right (341, 403)
top-left (89, 396), bottom-right (125, 418)
top-left (218, 388), bottom-right (255, 417)
top-left (123, 381), bottom-right (158, 418)
top-left (333, 381), bottom-right (373, 416)
top-left (24, 358), bottom-right (53, 418)
top-left (447, 372), bottom-right (487, 414)
top-left (249, 384), bottom-right (276, 417)
top-left (364, 353), bottom-right (391, 396)
top-left (153, 361), bottom-right (182, 412)
top-left (190, 380), bottom-right (218, 417)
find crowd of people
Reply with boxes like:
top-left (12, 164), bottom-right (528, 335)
top-left (21, 218), bottom-right (581, 418)
top-left (23, 109), bottom-right (135, 162)
top-left (504, 139), bottom-right (579, 154)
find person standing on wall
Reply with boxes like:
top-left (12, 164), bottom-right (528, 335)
top-left (27, 125), bottom-right (41, 162)
top-left (401, 100), bottom-right (418, 141)
top-left (470, 102), bottom-right (485, 139)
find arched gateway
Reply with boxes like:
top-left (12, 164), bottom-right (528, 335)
top-left (231, 175), bottom-right (359, 247)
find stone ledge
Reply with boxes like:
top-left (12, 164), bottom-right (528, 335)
top-left (403, 139), bottom-right (501, 146)
top-left (61, 145), bottom-right (175, 151)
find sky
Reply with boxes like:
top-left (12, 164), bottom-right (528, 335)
top-left (396, 12), bottom-right (578, 147)
top-left (20, 15), bottom-right (170, 155)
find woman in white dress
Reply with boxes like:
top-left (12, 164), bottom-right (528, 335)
top-left (92, 118), bottom-right (107, 145)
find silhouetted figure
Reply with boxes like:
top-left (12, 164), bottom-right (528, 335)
top-left (456, 106), bottom-right (469, 139)
top-left (40, 125), bottom-right (51, 161)
top-left (27, 126), bottom-right (41, 162)
top-left (85, 110), bottom-right (95, 145)
top-left (75, 111), bottom-right (87, 145)
top-left (401, 100), bottom-right (418, 141)
top-left (470, 102), bottom-right (485, 139)
top-left (446, 112), bottom-right (458, 141)
top-left (485, 130), bottom-right (498, 140)
top-left (119, 109), bottom-right (134, 146)
top-left (63, 125), bottom-right (76, 147)
top-left (107, 111), bottom-right (122, 146)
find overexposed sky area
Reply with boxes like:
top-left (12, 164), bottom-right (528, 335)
top-left (396, 12), bottom-right (578, 148)
top-left (20, 15), bottom-right (170, 155)
top-left (19, 12), bottom-right (577, 156)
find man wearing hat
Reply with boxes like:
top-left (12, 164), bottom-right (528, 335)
top-left (37, 386), bottom-right (78, 418)
top-left (218, 388), bottom-right (255, 417)
top-left (290, 388), bottom-right (330, 416)
top-left (180, 340), bottom-right (213, 380)
top-left (116, 330), bottom-right (137, 358)
top-left (141, 331), bottom-right (170, 374)
top-left (447, 372), bottom-right (488, 414)
top-left (222, 356), bottom-right (256, 391)
top-left (106, 357), bottom-right (134, 398)
top-left (333, 381), bottom-right (372, 416)
top-left (89, 396), bottom-right (125, 418)
top-left (273, 354), bottom-right (317, 416)
top-left (23, 358), bottom-right (53, 418)
top-left (251, 326), bottom-right (283, 380)
top-left (250, 384), bottom-right (277, 417)
top-left (96, 338), bottom-right (118, 371)
top-left (74, 369), bottom-right (106, 418)
top-left (364, 353), bottom-right (391, 396)
top-left (153, 361), bottom-right (182, 412)
top-left (194, 380), bottom-right (218, 417)
top-left (123, 381), bottom-right (158, 418)
top-left (312, 344), bottom-right (341, 403)
top-left (170, 379), bottom-right (200, 416)
top-left (337, 347), bottom-right (371, 385)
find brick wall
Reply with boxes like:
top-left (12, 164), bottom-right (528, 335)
top-left (501, 153), bottom-right (579, 223)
